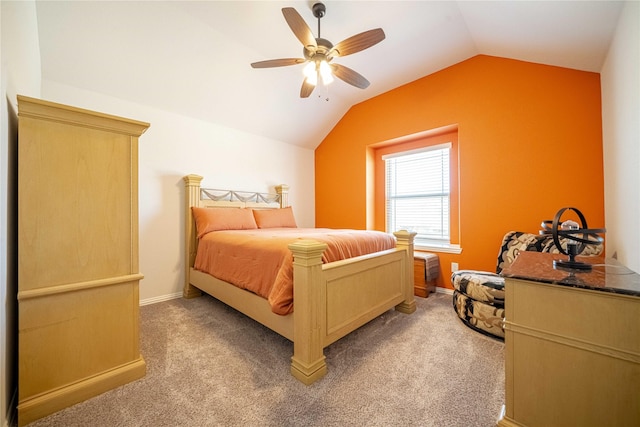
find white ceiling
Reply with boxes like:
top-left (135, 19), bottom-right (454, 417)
top-left (35, 1), bottom-right (624, 150)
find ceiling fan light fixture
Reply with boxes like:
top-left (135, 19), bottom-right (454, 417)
top-left (252, 3), bottom-right (385, 97)
top-left (303, 62), bottom-right (318, 86)
top-left (319, 60), bottom-right (334, 84)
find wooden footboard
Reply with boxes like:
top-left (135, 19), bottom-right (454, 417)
top-left (288, 230), bottom-right (415, 384)
top-left (183, 174), bottom-right (415, 385)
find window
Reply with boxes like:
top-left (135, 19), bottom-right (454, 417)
top-left (384, 143), bottom-right (450, 246)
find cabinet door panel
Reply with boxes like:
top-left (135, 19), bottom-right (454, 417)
top-left (19, 119), bottom-right (133, 290)
top-left (19, 282), bottom-right (140, 399)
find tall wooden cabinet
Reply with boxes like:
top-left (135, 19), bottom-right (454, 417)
top-left (17, 96), bottom-right (149, 426)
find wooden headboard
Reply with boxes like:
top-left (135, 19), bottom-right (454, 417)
top-left (183, 174), bottom-right (289, 296)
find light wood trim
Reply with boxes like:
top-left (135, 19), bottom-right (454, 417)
top-left (184, 174), bottom-right (204, 298)
top-left (17, 274), bottom-right (144, 300)
top-left (499, 275), bottom-right (640, 427)
top-left (394, 230), bottom-right (417, 313)
top-left (289, 240), bottom-right (329, 384)
top-left (505, 321), bottom-right (640, 364)
top-left (322, 248), bottom-right (405, 343)
top-left (17, 95), bottom-right (149, 136)
top-left (130, 136), bottom-right (140, 273)
top-left (183, 175), bottom-right (416, 385)
top-left (183, 175), bottom-right (287, 298)
top-left (496, 416), bottom-right (521, 427)
top-left (17, 96), bottom-right (148, 425)
top-left (17, 358), bottom-right (145, 426)
top-left (275, 184), bottom-right (289, 208)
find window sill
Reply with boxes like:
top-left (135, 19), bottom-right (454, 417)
top-left (415, 243), bottom-right (462, 254)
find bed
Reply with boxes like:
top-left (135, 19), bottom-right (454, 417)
top-left (183, 174), bottom-right (416, 384)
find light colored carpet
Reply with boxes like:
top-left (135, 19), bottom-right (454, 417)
top-left (28, 293), bottom-right (504, 426)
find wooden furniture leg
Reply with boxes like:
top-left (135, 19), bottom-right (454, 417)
top-left (394, 230), bottom-right (417, 314)
top-left (288, 240), bottom-right (329, 385)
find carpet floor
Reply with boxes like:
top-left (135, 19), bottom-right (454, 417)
top-left (28, 292), bottom-right (504, 427)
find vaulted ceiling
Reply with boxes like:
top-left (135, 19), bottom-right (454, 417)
top-left (35, 1), bottom-right (624, 149)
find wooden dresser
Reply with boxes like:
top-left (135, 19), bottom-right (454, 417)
top-left (497, 252), bottom-right (640, 427)
top-left (17, 96), bottom-right (149, 425)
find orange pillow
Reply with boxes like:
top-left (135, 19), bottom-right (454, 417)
top-left (253, 206), bottom-right (297, 228)
top-left (191, 207), bottom-right (257, 238)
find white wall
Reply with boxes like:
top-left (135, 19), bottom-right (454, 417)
top-left (601, 0), bottom-right (640, 272)
top-left (41, 81), bottom-right (316, 303)
top-left (3, 1), bottom-right (637, 425)
top-left (2, 2), bottom-right (314, 421)
top-left (1, 1), bottom-right (42, 425)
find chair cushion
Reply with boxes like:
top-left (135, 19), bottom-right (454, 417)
top-left (495, 230), bottom-right (604, 273)
top-left (496, 231), bottom-right (545, 273)
top-left (451, 270), bottom-right (505, 307)
top-left (450, 229), bottom-right (602, 341)
top-left (453, 290), bottom-right (505, 340)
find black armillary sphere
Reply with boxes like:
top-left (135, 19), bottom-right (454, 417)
top-left (540, 207), bottom-right (605, 271)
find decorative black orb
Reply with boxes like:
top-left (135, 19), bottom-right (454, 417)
top-left (540, 207), bottom-right (605, 271)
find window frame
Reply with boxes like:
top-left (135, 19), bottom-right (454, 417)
top-left (383, 143), bottom-right (451, 246)
top-left (371, 128), bottom-right (460, 254)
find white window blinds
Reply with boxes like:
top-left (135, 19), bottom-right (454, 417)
top-left (384, 143), bottom-right (450, 244)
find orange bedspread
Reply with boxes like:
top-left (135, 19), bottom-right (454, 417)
top-left (193, 228), bottom-right (397, 315)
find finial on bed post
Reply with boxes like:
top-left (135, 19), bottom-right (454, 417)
top-left (184, 174), bottom-right (203, 188)
top-left (275, 184), bottom-right (290, 208)
top-left (393, 230), bottom-right (417, 314)
top-left (183, 174), bottom-right (204, 299)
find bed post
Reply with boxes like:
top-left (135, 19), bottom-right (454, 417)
top-left (183, 174), bottom-right (204, 299)
top-left (393, 230), bottom-right (417, 314)
top-left (288, 239), bottom-right (329, 385)
top-left (275, 184), bottom-right (289, 208)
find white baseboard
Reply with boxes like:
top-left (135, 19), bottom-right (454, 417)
top-left (435, 286), bottom-right (454, 295)
top-left (139, 292), bottom-right (182, 306)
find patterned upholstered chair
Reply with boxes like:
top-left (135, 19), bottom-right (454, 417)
top-left (451, 231), bottom-right (603, 340)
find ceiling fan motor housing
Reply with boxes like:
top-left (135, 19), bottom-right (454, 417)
top-left (304, 38), bottom-right (334, 61)
top-left (312, 3), bottom-right (326, 18)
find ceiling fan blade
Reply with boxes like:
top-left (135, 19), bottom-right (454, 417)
top-left (251, 58), bottom-right (306, 68)
top-left (300, 78), bottom-right (316, 98)
top-left (282, 7), bottom-right (317, 49)
top-left (331, 64), bottom-right (370, 89)
top-left (331, 28), bottom-right (385, 57)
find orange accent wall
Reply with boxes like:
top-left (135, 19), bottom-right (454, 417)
top-left (315, 55), bottom-right (604, 289)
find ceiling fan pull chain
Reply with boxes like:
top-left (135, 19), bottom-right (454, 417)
top-left (321, 81), bottom-right (330, 102)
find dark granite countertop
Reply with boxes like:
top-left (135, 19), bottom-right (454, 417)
top-left (501, 252), bottom-right (640, 297)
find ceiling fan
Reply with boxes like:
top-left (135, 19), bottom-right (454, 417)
top-left (250, 2), bottom-right (385, 98)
